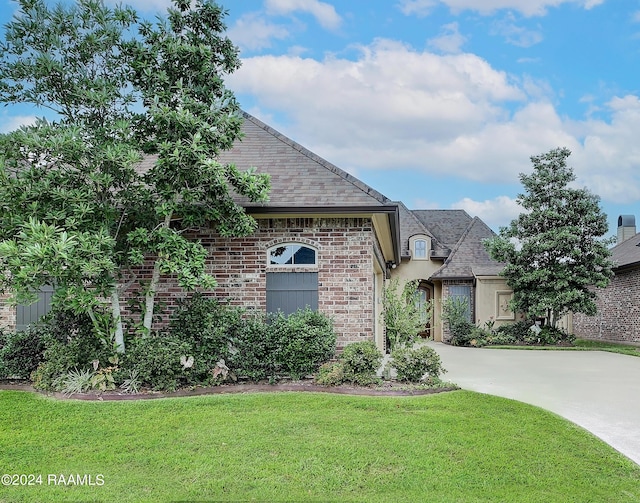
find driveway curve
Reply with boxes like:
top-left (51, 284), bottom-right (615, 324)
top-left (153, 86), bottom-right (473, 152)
top-left (428, 342), bottom-right (640, 466)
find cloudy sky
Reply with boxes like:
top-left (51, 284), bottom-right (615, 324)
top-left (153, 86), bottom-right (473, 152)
top-left (1, 0), bottom-right (640, 234)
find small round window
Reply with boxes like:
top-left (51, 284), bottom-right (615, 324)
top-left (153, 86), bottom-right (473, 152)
top-left (268, 244), bottom-right (317, 266)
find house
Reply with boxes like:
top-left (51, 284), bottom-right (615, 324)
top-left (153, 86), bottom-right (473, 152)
top-left (573, 215), bottom-right (640, 344)
top-left (0, 112), bottom-right (514, 349)
top-left (393, 203), bottom-right (516, 341)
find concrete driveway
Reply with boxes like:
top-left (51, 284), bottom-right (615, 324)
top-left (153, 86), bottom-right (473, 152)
top-left (428, 342), bottom-right (640, 466)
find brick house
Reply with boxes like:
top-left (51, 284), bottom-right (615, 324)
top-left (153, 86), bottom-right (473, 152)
top-left (0, 112), bottom-right (514, 349)
top-left (573, 215), bottom-right (640, 344)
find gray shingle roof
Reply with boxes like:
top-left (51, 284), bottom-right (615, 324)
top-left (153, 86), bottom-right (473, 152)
top-left (412, 210), bottom-right (473, 249)
top-left (609, 234), bottom-right (640, 270)
top-left (215, 112), bottom-right (393, 208)
top-left (430, 217), bottom-right (504, 279)
top-left (397, 202), bottom-right (434, 258)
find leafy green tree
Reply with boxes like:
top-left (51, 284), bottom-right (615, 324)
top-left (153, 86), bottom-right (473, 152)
top-left (0, 0), bottom-right (269, 351)
top-left (485, 147), bottom-right (613, 328)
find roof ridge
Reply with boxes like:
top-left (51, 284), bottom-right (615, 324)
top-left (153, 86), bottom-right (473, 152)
top-left (242, 111), bottom-right (391, 205)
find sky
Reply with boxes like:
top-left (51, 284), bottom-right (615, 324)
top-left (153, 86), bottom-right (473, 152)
top-left (1, 0), bottom-right (640, 235)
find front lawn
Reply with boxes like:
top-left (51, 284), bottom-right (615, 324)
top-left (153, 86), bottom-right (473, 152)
top-left (1, 390), bottom-right (638, 502)
top-left (489, 338), bottom-right (640, 357)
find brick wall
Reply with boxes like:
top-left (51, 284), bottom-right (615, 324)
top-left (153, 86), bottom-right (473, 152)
top-left (573, 267), bottom-right (640, 344)
top-left (0, 293), bottom-right (16, 332)
top-left (440, 280), bottom-right (474, 342)
top-left (119, 217), bottom-right (376, 349)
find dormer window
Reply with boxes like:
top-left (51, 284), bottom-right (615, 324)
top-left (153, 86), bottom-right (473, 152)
top-left (414, 239), bottom-right (427, 259)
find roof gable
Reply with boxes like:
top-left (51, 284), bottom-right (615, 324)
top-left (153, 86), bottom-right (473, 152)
top-left (216, 112), bottom-right (393, 208)
top-left (412, 209), bottom-right (473, 249)
top-left (430, 217), bottom-right (503, 279)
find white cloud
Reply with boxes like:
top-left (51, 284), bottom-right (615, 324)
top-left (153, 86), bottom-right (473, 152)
top-left (453, 196), bottom-right (522, 229)
top-left (228, 13), bottom-right (290, 51)
top-left (265, 0), bottom-right (342, 30)
top-left (428, 22), bottom-right (467, 53)
top-left (229, 38), bottom-right (640, 206)
top-left (397, 0), bottom-right (437, 17)
top-left (0, 115), bottom-right (37, 133)
top-left (398, 0), bottom-right (604, 17)
top-left (491, 15), bottom-right (544, 47)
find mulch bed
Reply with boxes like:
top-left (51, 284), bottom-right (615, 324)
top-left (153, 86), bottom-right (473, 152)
top-left (0, 379), bottom-right (458, 401)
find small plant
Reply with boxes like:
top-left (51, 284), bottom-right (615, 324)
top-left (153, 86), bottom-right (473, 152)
top-left (382, 279), bottom-right (429, 351)
top-left (314, 361), bottom-right (346, 386)
top-left (340, 341), bottom-right (383, 385)
top-left (120, 369), bottom-right (141, 394)
top-left (389, 345), bottom-right (446, 382)
top-left (442, 296), bottom-right (476, 345)
top-left (52, 368), bottom-right (95, 395)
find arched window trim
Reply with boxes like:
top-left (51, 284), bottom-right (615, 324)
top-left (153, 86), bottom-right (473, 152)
top-left (267, 242), bottom-right (318, 267)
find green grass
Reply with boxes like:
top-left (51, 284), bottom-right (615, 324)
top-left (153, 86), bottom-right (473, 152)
top-left (0, 390), bottom-right (639, 503)
top-left (490, 338), bottom-right (640, 357)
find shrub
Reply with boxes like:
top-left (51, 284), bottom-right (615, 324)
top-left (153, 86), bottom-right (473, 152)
top-left (229, 309), bottom-right (336, 382)
top-left (0, 328), bottom-right (48, 379)
top-left (276, 308), bottom-right (336, 379)
top-left (228, 314), bottom-right (279, 382)
top-left (390, 345), bottom-right (446, 382)
top-left (169, 294), bottom-right (243, 380)
top-left (340, 341), bottom-right (382, 385)
top-left (315, 361), bottom-right (346, 386)
top-left (119, 335), bottom-right (192, 391)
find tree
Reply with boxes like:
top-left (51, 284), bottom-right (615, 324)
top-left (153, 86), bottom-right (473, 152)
top-left (0, 0), bottom-right (270, 351)
top-left (381, 279), bottom-right (429, 350)
top-left (485, 147), bottom-right (613, 328)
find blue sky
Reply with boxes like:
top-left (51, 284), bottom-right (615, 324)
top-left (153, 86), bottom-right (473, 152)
top-left (2, 0), bottom-right (640, 235)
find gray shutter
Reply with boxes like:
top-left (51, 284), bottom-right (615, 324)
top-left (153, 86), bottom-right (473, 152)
top-left (266, 272), bottom-right (318, 315)
top-left (16, 285), bottom-right (54, 332)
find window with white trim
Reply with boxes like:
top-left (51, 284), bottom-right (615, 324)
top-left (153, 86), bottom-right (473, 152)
top-left (414, 239), bottom-right (427, 259)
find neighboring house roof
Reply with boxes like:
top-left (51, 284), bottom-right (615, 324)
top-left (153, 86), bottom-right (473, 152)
top-left (609, 233), bottom-right (640, 271)
top-left (430, 217), bottom-right (504, 280)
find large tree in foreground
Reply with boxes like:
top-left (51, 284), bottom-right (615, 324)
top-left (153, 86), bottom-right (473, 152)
top-left (485, 147), bottom-right (613, 328)
top-left (0, 0), bottom-right (269, 351)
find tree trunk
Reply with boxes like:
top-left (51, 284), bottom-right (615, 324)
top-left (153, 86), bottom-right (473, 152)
top-left (142, 213), bottom-right (172, 334)
top-left (111, 290), bottom-right (125, 353)
top-left (142, 260), bottom-right (161, 334)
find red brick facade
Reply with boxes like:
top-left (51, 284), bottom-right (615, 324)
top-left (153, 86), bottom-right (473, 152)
top-left (118, 217), bottom-right (377, 348)
top-left (573, 267), bottom-right (640, 344)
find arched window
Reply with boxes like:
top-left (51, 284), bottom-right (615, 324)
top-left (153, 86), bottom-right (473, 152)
top-left (268, 243), bottom-right (317, 266)
top-left (414, 239), bottom-right (427, 258)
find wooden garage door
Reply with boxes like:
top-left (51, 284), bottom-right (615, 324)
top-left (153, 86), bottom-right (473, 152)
top-left (266, 272), bottom-right (318, 315)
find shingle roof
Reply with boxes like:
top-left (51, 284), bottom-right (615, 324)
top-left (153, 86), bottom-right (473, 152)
top-left (430, 217), bottom-right (504, 279)
top-left (412, 210), bottom-right (473, 249)
top-left (397, 202), bottom-right (434, 258)
top-left (214, 112), bottom-right (393, 208)
top-left (609, 233), bottom-right (640, 270)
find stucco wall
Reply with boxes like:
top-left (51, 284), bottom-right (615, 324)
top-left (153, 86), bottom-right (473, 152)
top-left (475, 277), bottom-right (516, 329)
top-left (573, 267), bottom-right (640, 343)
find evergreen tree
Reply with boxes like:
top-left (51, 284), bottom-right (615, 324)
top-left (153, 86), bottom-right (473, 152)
top-left (485, 147), bottom-right (613, 328)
